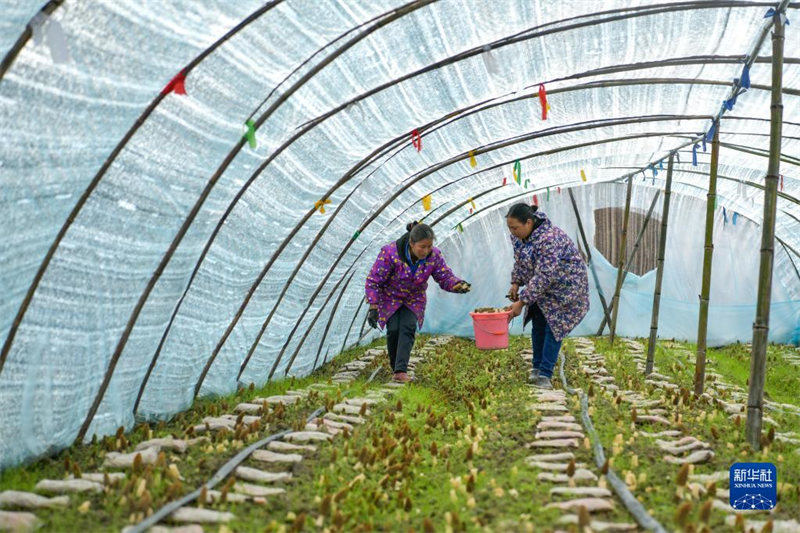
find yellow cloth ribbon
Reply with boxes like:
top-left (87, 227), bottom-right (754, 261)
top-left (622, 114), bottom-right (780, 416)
top-left (469, 150), bottom-right (477, 168)
top-left (469, 198), bottom-right (476, 210)
top-left (314, 199), bottom-right (332, 214)
top-left (422, 194), bottom-right (432, 211)
top-left (580, 169), bottom-right (587, 182)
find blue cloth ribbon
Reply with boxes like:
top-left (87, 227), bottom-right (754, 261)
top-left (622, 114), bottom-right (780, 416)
top-left (650, 163), bottom-right (657, 177)
top-left (706, 120), bottom-right (717, 143)
top-left (693, 143), bottom-right (699, 166)
top-left (765, 8), bottom-right (776, 18)
top-left (733, 212), bottom-right (738, 225)
top-left (741, 64), bottom-right (751, 89)
top-left (723, 207), bottom-right (728, 226)
top-left (659, 160), bottom-right (664, 171)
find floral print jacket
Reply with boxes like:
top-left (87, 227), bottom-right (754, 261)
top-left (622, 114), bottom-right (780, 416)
top-left (511, 212), bottom-right (590, 341)
top-left (365, 233), bottom-right (463, 329)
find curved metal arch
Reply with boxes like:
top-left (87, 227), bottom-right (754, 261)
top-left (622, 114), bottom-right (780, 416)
top-left (309, 270), bottom-right (357, 372)
top-left (70, 0), bottom-right (435, 442)
top-left (340, 301), bottom-right (368, 357)
top-left (0, 0), bottom-right (293, 375)
top-left (619, 166), bottom-right (800, 208)
top-left (608, 119), bottom-right (800, 187)
top-left (173, 76), bottom-right (800, 386)
top-left (462, 185), bottom-right (800, 275)
top-left (239, 115), bottom-right (708, 382)
top-left (70, 30), bottom-right (800, 420)
top-left (275, 180), bottom-right (575, 379)
top-left (181, 70), bottom-right (771, 397)
top-left (170, 75), bottom-right (779, 402)
top-left (17, 0), bottom-right (790, 436)
top-left (445, 169), bottom-right (800, 254)
top-left (243, 118), bottom-right (715, 386)
top-left (130, 2), bottom-right (443, 414)
top-left (6, 0), bottom-right (749, 386)
top-left (199, 111), bottom-right (797, 398)
top-left (265, 0), bottom-right (800, 368)
top-left (275, 123), bottom-right (800, 371)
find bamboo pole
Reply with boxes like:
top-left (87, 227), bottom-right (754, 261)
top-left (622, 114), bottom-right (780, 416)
top-left (609, 177), bottom-right (634, 344)
top-left (747, 12), bottom-right (785, 450)
top-left (647, 155), bottom-right (674, 375)
top-left (693, 128), bottom-right (720, 396)
top-left (597, 190), bottom-right (661, 334)
top-left (568, 189), bottom-right (613, 328)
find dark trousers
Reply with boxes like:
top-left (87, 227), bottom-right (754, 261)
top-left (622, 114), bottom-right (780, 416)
top-left (530, 304), bottom-right (563, 379)
top-left (386, 306), bottom-right (417, 373)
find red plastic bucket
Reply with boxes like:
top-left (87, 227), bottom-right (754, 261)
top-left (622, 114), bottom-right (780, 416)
top-left (469, 310), bottom-right (512, 350)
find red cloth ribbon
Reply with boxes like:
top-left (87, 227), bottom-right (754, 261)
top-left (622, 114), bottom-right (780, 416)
top-left (162, 70), bottom-right (187, 96)
top-left (532, 195), bottom-right (539, 207)
top-left (780, 174), bottom-right (784, 191)
top-left (538, 84), bottom-right (548, 120)
top-left (502, 177), bottom-right (507, 186)
top-left (411, 129), bottom-right (422, 152)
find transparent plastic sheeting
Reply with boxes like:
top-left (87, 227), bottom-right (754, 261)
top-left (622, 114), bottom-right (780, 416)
top-left (425, 183), bottom-right (800, 344)
top-left (0, 1), bottom-right (799, 470)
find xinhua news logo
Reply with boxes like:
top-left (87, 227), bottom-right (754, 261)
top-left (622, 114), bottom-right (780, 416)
top-left (729, 462), bottom-right (777, 511)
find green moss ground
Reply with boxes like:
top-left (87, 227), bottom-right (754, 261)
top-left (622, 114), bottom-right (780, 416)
top-left (1, 335), bottom-right (798, 532)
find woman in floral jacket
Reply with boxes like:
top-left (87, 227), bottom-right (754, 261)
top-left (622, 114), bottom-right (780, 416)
top-left (506, 203), bottom-right (589, 389)
top-left (365, 222), bottom-right (470, 382)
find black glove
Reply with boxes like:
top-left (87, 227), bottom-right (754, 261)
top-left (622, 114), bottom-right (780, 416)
top-left (367, 308), bottom-right (379, 329)
top-left (453, 281), bottom-right (471, 294)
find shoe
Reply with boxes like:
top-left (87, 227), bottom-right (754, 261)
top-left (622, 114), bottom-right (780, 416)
top-left (393, 372), bottom-right (414, 383)
top-left (528, 369), bottom-right (540, 383)
top-left (532, 376), bottom-right (553, 390)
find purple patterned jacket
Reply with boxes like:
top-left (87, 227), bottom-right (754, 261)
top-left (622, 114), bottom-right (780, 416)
top-left (365, 234), bottom-right (463, 329)
top-left (511, 212), bottom-right (590, 341)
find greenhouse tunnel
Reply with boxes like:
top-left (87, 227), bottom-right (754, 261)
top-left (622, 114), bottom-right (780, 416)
top-left (1, 0), bottom-right (800, 477)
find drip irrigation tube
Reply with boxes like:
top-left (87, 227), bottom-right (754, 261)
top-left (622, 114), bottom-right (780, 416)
top-left (558, 350), bottom-right (667, 533)
top-left (130, 358), bottom-right (386, 533)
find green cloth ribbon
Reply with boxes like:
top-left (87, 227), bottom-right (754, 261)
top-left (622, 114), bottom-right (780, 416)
top-left (244, 119), bottom-right (256, 149)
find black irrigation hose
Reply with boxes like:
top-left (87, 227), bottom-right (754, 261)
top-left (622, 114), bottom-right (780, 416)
top-left (130, 353), bottom-right (386, 533)
top-left (127, 408), bottom-right (320, 533)
top-left (557, 351), bottom-right (668, 533)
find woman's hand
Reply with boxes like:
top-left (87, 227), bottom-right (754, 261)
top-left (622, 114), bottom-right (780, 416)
top-left (508, 300), bottom-right (525, 322)
top-left (508, 283), bottom-right (519, 302)
top-left (453, 281), bottom-right (471, 293)
top-left (367, 307), bottom-right (379, 329)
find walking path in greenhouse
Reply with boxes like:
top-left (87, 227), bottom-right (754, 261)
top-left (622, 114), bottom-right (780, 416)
top-left (3, 1), bottom-right (800, 532)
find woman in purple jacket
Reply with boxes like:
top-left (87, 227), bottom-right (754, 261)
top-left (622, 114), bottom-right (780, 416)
top-left (365, 222), bottom-right (471, 382)
top-left (506, 203), bottom-right (590, 389)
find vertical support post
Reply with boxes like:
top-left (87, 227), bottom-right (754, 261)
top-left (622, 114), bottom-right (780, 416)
top-left (646, 155), bottom-right (674, 375)
top-left (568, 189), bottom-right (613, 328)
top-left (609, 176), bottom-right (634, 344)
top-left (694, 128), bottom-right (720, 395)
top-left (747, 13), bottom-right (784, 449)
